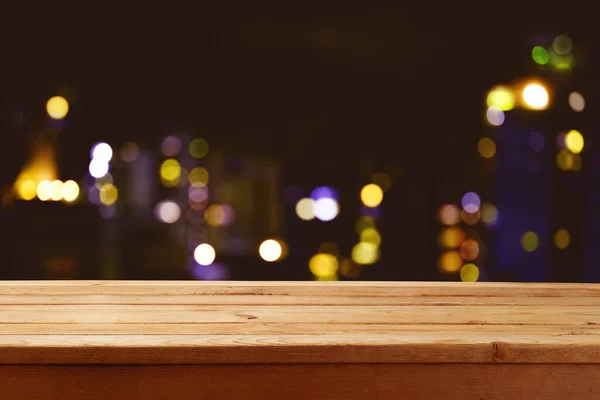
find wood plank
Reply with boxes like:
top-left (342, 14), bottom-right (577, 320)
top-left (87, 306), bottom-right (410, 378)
top-left (2, 364), bottom-right (599, 399)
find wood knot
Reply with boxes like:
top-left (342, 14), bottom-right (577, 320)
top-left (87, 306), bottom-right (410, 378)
top-left (236, 313), bottom-right (258, 320)
top-left (491, 341), bottom-right (507, 362)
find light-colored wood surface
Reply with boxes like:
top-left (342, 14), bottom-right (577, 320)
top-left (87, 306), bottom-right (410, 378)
top-left (0, 281), bottom-right (599, 365)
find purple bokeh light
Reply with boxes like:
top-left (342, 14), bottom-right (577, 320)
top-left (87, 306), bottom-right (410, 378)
top-left (310, 186), bottom-right (339, 201)
top-left (461, 192), bottom-right (481, 213)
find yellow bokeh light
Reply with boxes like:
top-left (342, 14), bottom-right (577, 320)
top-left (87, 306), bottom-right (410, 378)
top-left (565, 130), bottom-right (584, 154)
top-left (486, 86), bottom-right (515, 111)
top-left (460, 239), bottom-right (480, 261)
top-left (46, 96), bottom-right (69, 120)
top-left (36, 180), bottom-right (52, 201)
top-left (477, 138), bottom-right (496, 158)
top-left (439, 227), bottom-right (465, 249)
top-left (371, 172), bottom-right (392, 192)
top-left (360, 227), bottom-right (382, 247)
top-left (318, 241), bottom-right (339, 256)
top-left (438, 251), bottom-right (463, 273)
top-left (160, 159), bottom-right (181, 182)
top-left (351, 242), bottom-right (379, 265)
top-left (189, 167), bottom-right (209, 188)
top-left (554, 229), bottom-right (570, 249)
top-left (522, 83), bottom-right (549, 110)
top-left (556, 149), bottom-right (575, 170)
top-left (15, 179), bottom-right (37, 200)
top-left (49, 180), bottom-right (63, 201)
top-left (296, 198), bottom-right (315, 221)
top-left (189, 138), bottom-right (209, 159)
top-left (521, 231), bottom-right (539, 252)
top-left (360, 184), bottom-right (383, 208)
top-left (460, 263), bottom-right (480, 282)
top-left (481, 203), bottom-right (498, 226)
top-left (438, 204), bottom-right (461, 226)
top-left (205, 205), bottom-right (227, 227)
top-left (99, 184), bottom-right (118, 206)
top-left (62, 180), bottom-right (79, 202)
top-left (259, 239), bottom-right (283, 262)
top-left (355, 216), bottom-right (376, 234)
top-left (309, 253), bottom-right (339, 278)
top-left (339, 258), bottom-right (362, 278)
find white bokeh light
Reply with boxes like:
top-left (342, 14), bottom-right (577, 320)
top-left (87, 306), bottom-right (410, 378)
top-left (89, 158), bottom-right (109, 178)
top-left (154, 201), bottom-right (181, 224)
top-left (91, 142), bottom-right (113, 162)
top-left (314, 198), bottom-right (340, 221)
top-left (259, 239), bottom-right (283, 262)
top-left (194, 243), bottom-right (216, 266)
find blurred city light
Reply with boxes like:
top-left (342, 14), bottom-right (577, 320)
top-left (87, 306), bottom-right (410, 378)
top-left (91, 142), bottom-right (113, 162)
top-left (36, 180), bottom-right (52, 201)
top-left (486, 86), bottom-right (515, 111)
top-left (531, 46), bottom-right (549, 65)
top-left (61, 180), bottom-right (79, 202)
top-left (371, 172), bottom-right (392, 192)
top-left (552, 35), bottom-right (573, 55)
top-left (569, 92), bottom-right (585, 112)
top-left (522, 83), bottom-right (549, 110)
top-left (259, 239), bottom-right (283, 262)
top-left (15, 180), bottom-right (37, 200)
top-left (189, 138), bottom-right (209, 159)
top-left (477, 137), bottom-right (496, 158)
top-left (438, 204), bottom-right (461, 225)
top-left (461, 192), bottom-right (481, 213)
top-left (339, 258), bottom-right (362, 278)
top-left (460, 239), bottom-right (480, 261)
top-left (439, 227), bottom-right (465, 249)
top-left (120, 142), bottom-right (139, 163)
top-left (351, 242), bottom-right (379, 265)
top-left (481, 203), bottom-right (499, 226)
top-left (46, 96), bottom-right (69, 120)
top-left (521, 231), bottom-right (539, 252)
top-left (438, 251), bottom-right (463, 273)
top-left (160, 159), bottom-right (182, 182)
top-left (554, 229), bottom-right (570, 249)
top-left (565, 130), bottom-right (584, 154)
top-left (295, 198), bottom-right (315, 221)
top-left (194, 243), bottom-right (216, 266)
top-left (161, 136), bottom-right (182, 157)
top-left (557, 149), bottom-right (574, 170)
top-left (154, 201), bottom-right (181, 224)
top-left (314, 198), bottom-right (340, 221)
top-left (318, 241), bottom-right (339, 256)
top-left (309, 253), bottom-right (339, 278)
top-left (360, 184), bottom-right (383, 207)
top-left (188, 186), bottom-right (208, 203)
top-left (360, 227), bottom-right (382, 247)
top-left (94, 173), bottom-right (113, 189)
top-left (461, 210), bottom-right (480, 225)
top-left (460, 263), bottom-right (480, 282)
top-left (189, 167), bottom-right (209, 187)
top-left (310, 186), bottom-right (339, 201)
top-left (89, 159), bottom-right (109, 178)
top-left (99, 184), bottom-right (118, 206)
top-left (49, 180), bottom-right (63, 201)
top-left (355, 216), bottom-right (376, 233)
top-left (485, 106), bottom-right (504, 126)
top-left (205, 205), bottom-right (227, 227)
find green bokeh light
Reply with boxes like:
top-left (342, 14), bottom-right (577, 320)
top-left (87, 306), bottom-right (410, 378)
top-left (189, 138), bottom-right (210, 159)
top-left (531, 46), bottom-right (549, 65)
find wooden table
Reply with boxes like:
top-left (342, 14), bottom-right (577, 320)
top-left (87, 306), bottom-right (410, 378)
top-left (0, 281), bottom-right (599, 399)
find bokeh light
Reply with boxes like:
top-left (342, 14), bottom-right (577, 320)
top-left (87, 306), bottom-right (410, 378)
top-left (314, 198), bottom-right (340, 221)
top-left (355, 216), bottom-right (376, 234)
top-left (556, 149), bottom-right (575, 170)
top-left (189, 138), bottom-right (209, 159)
top-left (360, 184), bottom-right (383, 208)
top-left (531, 46), bottom-right (549, 65)
top-left (46, 96), bottom-right (69, 120)
top-left (554, 229), bottom-right (570, 249)
top-left (522, 83), bottom-right (549, 110)
top-left (309, 253), bottom-right (339, 279)
top-left (438, 204), bottom-right (461, 225)
top-left (189, 167), bottom-right (209, 188)
top-left (194, 243), bottom-right (216, 266)
top-left (188, 186), bottom-right (208, 204)
top-left (160, 159), bottom-right (181, 184)
top-left (15, 180), bottom-right (37, 200)
top-left (91, 142), bottom-right (113, 162)
top-left (460, 264), bottom-right (480, 282)
top-left (461, 210), bottom-right (480, 226)
top-left (89, 158), bottom-right (109, 178)
top-left (339, 258), bottom-right (362, 278)
top-left (481, 203), bottom-right (499, 227)
top-left (205, 204), bottom-right (227, 227)
top-left (461, 192), bottom-right (481, 213)
top-left (360, 227), bottom-right (382, 247)
top-left (477, 138), bottom-right (496, 158)
top-left (521, 231), bottom-right (539, 252)
top-left (99, 184), bottom-right (118, 206)
top-left (161, 136), bottom-right (182, 157)
top-left (485, 106), bottom-right (504, 126)
top-left (94, 173), bottom-right (113, 189)
top-left (438, 251), bottom-right (463, 273)
top-left (351, 242), bottom-right (379, 265)
top-left (439, 227), bottom-right (465, 249)
top-left (296, 198), bottom-right (315, 221)
top-left (154, 200), bottom-right (181, 224)
top-left (310, 186), bottom-right (339, 201)
top-left (565, 130), bottom-right (584, 154)
top-left (486, 86), bottom-right (515, 111)
top-left (120, 142), bottom-right (139, 162)
top-left (319, 241), bottom-right (339, 256)
top-left (569, 92), bottom-right (585, 112)
top-left (49, 180), bottom-right (63, 201)
top-left (36, 180), bottom-right (52, 201)
top-left (460, 239), bottom-right (480, 261)
top-left (528, 132), bottom-right (545, 152)
top-left (371, 172), bottom-right (392, 192)
top-left (552, 35), bottom-right (573, 55)
top-left (259, 239), bottom-right (283, 262)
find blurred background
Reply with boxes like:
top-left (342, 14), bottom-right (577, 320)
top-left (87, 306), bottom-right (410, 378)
top-left (0, 4), bottom-right (598, 282)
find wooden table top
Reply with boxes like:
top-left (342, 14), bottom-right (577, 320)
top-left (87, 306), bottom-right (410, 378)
top-left (0, 281), bottom-right (599, 365)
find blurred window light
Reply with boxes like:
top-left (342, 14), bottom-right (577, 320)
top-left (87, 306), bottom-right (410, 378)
top-left (309, 253), bottom-right (339, 279)
top-left (521, 231), bottom-right (539, 252)
top-left (522, 83), bottom-right (549, 110)
top-left (99, 183), bottom-right (118, 206)
top-left (360, 227), bottom-right (382, 247)
top-left (194, 243), bottom-right (216, 266)
top-left (438, 204), bottom-right (461, 226)
top-left (161, 136), bottom-right (182, 157)
top-left (439, 227), bottom-right (465, 249)
top-left (486, 86), bottom-right (515, 111)
top-left (49, 180), bottom-right (63, 201)
top-left (565, 130), bottom-right (584, 154)
top-left (370, 172), bottom-right (392, 192)
top-left (259, 239), bottom-right (283, 262)
top-left (310, 186), bottom-right (339, 201)
top-left (477, 138), bottom-right (496, 158)
top-left (15, 179), bottom-right (37, 200)
top-left (460, 263), bottom-right (480, 282)
top-left (438, 251), bottom-right (463, 273)
top-left (61, 180), bottom-right (80, 202)
top-left (528, 132), bottom-right (545, 152)
top-left (314, 198), bottom-right (340, 221)
top-left (461, 192), bottom-right (481, 213)
top-left (160, 159), bottom-right (181, 182)
top-left (120, 142), bottom-right (139, 163)
top-left (360, 184), bottom-right (383, 207)
top-left (91, 142), bottom-right (113, 162)
top-left (36, 180), bottom-right (52, 201)
top-left (460, 239), bottom-right (480, 261)
top-left (318, 241), bottom-right (339, 256)
top-left (295, 198), bottom-right (315, 221)
top-left (531, 46), bottom-right (549, 65)
top-left (155, 200), bottom-right (181, 224)
top-left (481, 203), bottom-right (499, 227)
top-left (554, 229), bottom-right (570, 249)
top-left (189, 138), bottom-right (209, 159)
top-left (189, 167), bottom-right (209, 188)
top-left (485, 106), bottom-right (505, 126)
top-left (355, 216), bottom-right (376, 234)
top-left (351, 242), bottom-right (379, 265)
top-left (569, 92), bottom-right (585, 112)
top-left (89, 158), bottom-right (109, 178)
top-left (46, 96), bottom-right (69, 120)
top-left (552, 35), bottom-right (572, 55)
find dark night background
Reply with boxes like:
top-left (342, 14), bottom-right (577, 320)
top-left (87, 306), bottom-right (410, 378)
top-left (1, 4), bottom-right (599, 282)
